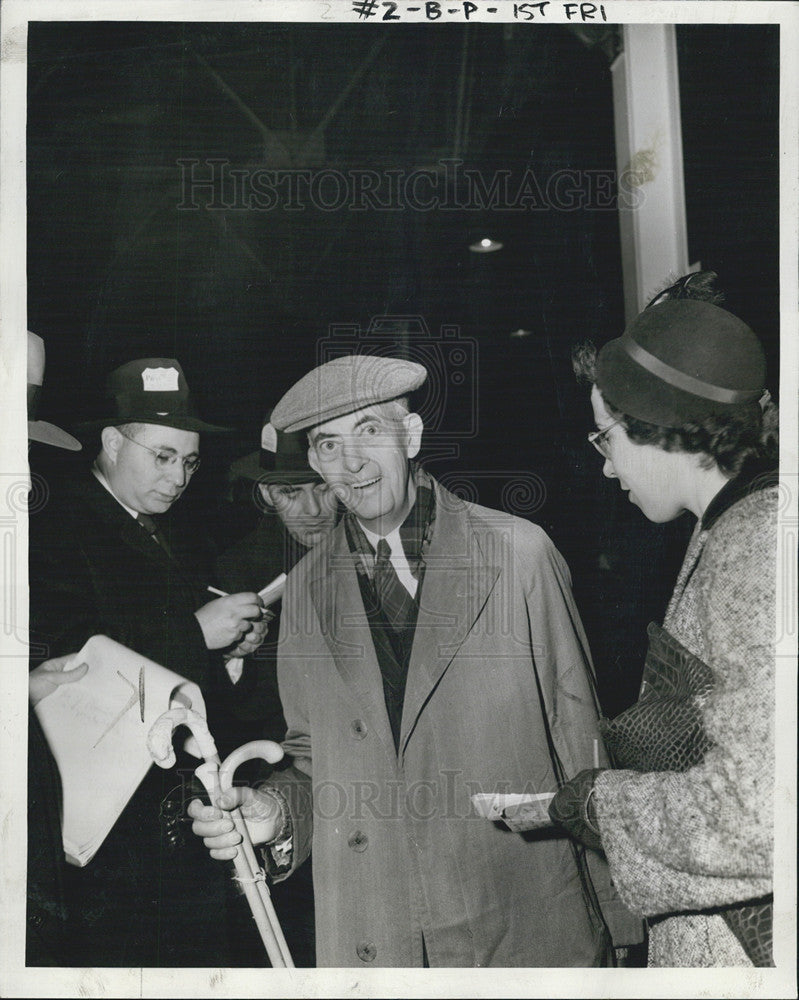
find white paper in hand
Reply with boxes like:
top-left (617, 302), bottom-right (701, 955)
top-left (224, 572), bottom-right (287, 684)
top-left (471, 791), bottom-right (555, 832)
top-left (34, 635), bottom-right (206, 867)
top-left (258, 572), bottom-right (287, 606)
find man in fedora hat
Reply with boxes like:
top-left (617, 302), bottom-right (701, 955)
top-left (30, 358), bottom-right (269, 683)
top-left (25, 331), bottom-right (86, 966)
top-left (215, 416), bottom-right (339, 751)
top-left (220, 415), bottom-right (338, 591)
top-left (191, 354), bottom-right (641, 968)
top-left (27, 331), bottom-right (82, 452)
top-left (212, 417), bottom-right (339, 967)
top-left (28, 357), bottom-right (270, 966)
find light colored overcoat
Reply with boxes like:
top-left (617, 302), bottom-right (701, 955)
top-left (271, 478), bottom-right (638, 967)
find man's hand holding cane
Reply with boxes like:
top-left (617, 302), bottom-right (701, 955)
top-left (189, 787), bottom-right (284, 861)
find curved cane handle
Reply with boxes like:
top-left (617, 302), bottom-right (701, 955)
top-left (217, 739), bottom-right (284, 795)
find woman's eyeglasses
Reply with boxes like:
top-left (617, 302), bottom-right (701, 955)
top-left (587, 418), bottom-right (623, 458)
top-left (119, 431), bottom-right (201, 475)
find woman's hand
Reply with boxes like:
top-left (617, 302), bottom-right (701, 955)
top-left (549, 768), bottom-right (605, 852)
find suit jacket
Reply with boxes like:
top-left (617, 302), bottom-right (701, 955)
top-left (270, 477), bottom-right (640, 967)
top-left (28, 472), bottom-right (233, 966)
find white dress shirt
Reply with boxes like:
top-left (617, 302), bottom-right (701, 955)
top-left (359, 522), bottom-right (418, 599)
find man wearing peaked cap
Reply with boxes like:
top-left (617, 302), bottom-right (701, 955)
top-left (28, 357), bottom-right (270, 967)
top-left (192, 353), bottom-right (642, 967)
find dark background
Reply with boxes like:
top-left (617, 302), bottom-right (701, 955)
top-left (26, 21), bottom-right (779, 715)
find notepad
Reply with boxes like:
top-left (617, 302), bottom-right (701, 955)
top-left (34, 635), bottom-right (206, 867)
top-left (257, 572), bottom-right (287, 606)
top-left (224, 572), bottom-right (287, 684)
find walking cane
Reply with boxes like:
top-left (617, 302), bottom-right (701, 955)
top-left (147, 706), bottom-right (295, 967)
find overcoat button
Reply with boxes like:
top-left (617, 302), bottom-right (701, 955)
top-left (350, 719), bottom-right (367, 739)
top-left (348, 830), bottom-right (369, 852)
top-left (356, 940), bottom-right (377, 962)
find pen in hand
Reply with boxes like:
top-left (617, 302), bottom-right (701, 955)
top-left (206, 585), bottom-right (274, 620)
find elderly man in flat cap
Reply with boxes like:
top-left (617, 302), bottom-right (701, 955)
top-left (192, 355), bottom-right (640, 968)
top-left (28, 357), bottom-right (270, 967)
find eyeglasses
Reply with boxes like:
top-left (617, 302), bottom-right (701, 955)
top-left (587, 418), bottom-right (623, 458)
top-left (119, 431), bottom-right (201, 475)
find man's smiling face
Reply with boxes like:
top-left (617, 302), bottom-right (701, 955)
top-left (307, 401), bottom-right (423, 536)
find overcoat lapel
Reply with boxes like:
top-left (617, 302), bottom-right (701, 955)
top-left (119, 512), bottom-right (173, 567)
top-left (306, 484), bottom-right (501, 759)
top-left (85, 474), bottom-right (194, 582)
top-left (664, 525), bottom-right (706, 620)
top-left (399, 487), bottom-right (500, 755)
top-left (308, 534), bottom-right (397, 756)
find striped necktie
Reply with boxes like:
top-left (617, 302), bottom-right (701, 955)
top-left (373, 538), bottom-right (415, 630)
top-left (137, 512), bottom-right (173, 559)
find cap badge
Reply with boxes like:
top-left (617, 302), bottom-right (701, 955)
top-left (261, 422), bottom-right (278, 453)
top-left (142, 367), bottom-right (180, 392)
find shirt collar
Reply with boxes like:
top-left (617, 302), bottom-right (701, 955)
top-left (356, 476), bottom-right (433, 564)
top-left (360, 521), bottom-right (403, 556)
top-left (92, 463), bottom-right (139, 520)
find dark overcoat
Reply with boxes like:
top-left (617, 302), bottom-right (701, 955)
top-left (28, 472), bottom-right (235, 966)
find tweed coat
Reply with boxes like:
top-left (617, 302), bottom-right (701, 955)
top-left (268, 477), bottom-right (639, 967)
top-left (594, 475), bottom-right (777, 966)
top-left (27, 472), bottom-right (235, 966)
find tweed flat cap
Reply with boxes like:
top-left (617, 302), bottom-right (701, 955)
top-left (271, 355), bottom-right (428, 432)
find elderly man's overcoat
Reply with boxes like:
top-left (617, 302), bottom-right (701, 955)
top-left (270, 477), bottom-right (638, 967)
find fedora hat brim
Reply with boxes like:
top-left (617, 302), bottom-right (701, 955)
top-left (230, 449), bottom-right (323, 486)
top-left (75, 414), bottom-right (232, 435)
top-left (28, 420), bottom-right (82, 451)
